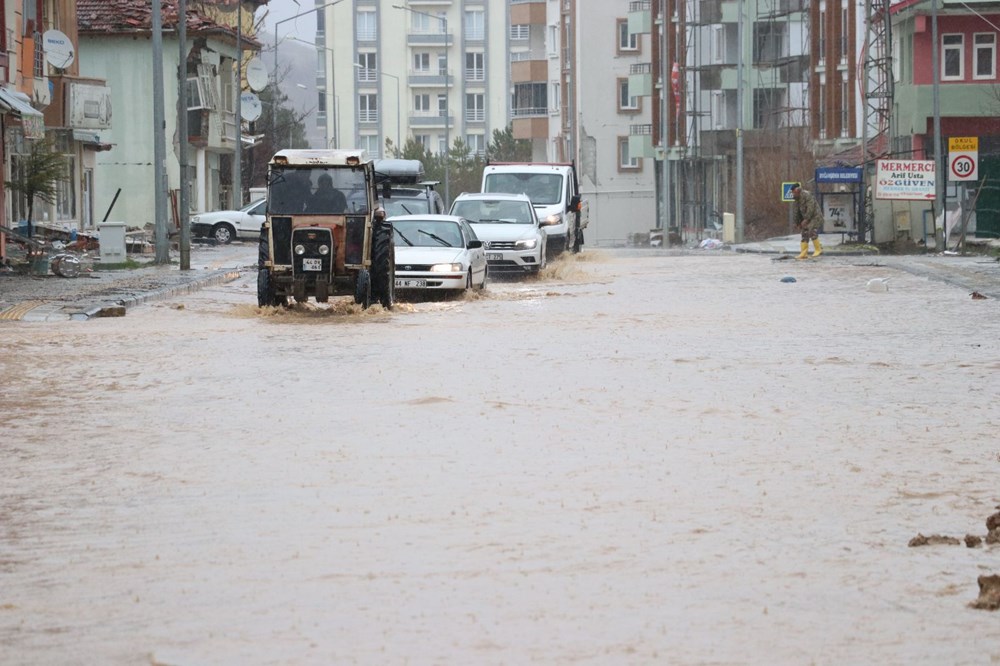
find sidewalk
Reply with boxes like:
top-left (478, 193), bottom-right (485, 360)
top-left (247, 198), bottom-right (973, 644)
top-left (0, 243), bottom-right (251, 321)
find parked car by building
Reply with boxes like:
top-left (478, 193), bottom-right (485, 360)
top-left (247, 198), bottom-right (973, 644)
top-left (190, 198), bottom-right (266, 244)
top-left (391, 214), bottom-right (487, 292)
top-left (448, 192), bottom-right (548, 275)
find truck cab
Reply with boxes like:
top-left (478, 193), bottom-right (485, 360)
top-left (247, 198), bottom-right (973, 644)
top-left (481, 162), bottom-right (588, 257)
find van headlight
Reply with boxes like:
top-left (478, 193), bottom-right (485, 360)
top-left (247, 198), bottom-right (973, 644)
top-left (545, 213), bottom-right (562, 226)
top-left (515, 238), bottom-right (538, 250)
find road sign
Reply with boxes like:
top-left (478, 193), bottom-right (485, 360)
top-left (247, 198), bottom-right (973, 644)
top-left (874, 159), bottom-right (936, 200)
top-left (949, 151), bottom-right (978, 181)
top-left (949, 136), bottom-right (978, 152)
top-left (781, 182), bottom-right (797, 202)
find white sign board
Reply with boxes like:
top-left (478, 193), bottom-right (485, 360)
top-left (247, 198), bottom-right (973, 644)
top-left (875, 159), bottom-right (936, 201)
top-left (949, 151), bottom-right (978, 181)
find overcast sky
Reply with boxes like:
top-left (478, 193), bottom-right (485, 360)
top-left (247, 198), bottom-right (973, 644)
top-left (258, 0), bottom-right (316, 43)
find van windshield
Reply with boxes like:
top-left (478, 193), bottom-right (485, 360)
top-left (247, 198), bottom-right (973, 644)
top-left (268, 167), bottom-right (368, 215)
top-left (483, 173), bottom-right (563, 205)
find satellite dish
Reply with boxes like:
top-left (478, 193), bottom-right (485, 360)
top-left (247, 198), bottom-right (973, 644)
top-left (241, 92), bottom-right (262, 122)
top-left (246, 57), bottom-right (268, 92)
top-left (43, 29), bottom-right (75, 69)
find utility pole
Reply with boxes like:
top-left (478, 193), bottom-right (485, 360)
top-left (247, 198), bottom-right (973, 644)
top-left (931, 0), bottom-right (944, 250)
top-left (179, 0), bottom-right (190, 270)
top-left (735, 0), bottom-right (745, 243)
top-left (233, 0), bottom-right (242, 208)
top-left (152, 0), bottom-right (169, 264)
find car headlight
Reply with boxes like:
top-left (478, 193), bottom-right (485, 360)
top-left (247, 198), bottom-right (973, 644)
top-left (190, 216), bottom-right (200, 225)
top-left (515, 238), bottom-right (538, 250)
top-left (319, 244), bottom-right (330, 255)
top-left (546, 213), bottom-right (562, 226)
top-left (294, 244), bottom-right (306, 255)
top-left (430, 263), bottom-right (463, 272)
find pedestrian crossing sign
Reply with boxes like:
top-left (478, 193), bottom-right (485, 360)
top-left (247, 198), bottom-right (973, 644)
top-left (782, 182), bottom-right (797, 202)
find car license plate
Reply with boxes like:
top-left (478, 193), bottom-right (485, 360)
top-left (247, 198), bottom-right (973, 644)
top-left (487, 253), bottom-right (503, 261)
top-left (395, 278), bottom-right (427, 288)
top-left (302, 258), bottom-right (322, 271)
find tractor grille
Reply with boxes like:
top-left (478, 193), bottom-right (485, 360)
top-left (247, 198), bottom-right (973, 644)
top-left (345, 215), bottom-right (366, 265)
top-left (292, 228), bottom-right (333, 275)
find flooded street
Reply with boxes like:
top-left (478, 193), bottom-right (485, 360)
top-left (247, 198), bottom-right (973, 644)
top-left (2, 250), bottom-right (999, 664)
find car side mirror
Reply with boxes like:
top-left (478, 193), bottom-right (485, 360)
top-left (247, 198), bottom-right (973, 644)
top-left (468, 239), bottom-right (483, 249)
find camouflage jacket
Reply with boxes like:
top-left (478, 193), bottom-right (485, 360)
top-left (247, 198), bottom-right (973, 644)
top-left (794, 189), bottom-right (823, 229)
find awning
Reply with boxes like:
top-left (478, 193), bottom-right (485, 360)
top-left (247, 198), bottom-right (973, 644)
top-left (0, 87), bottom-right (45, 139)
top-left (72, 129), bottom-right (113, 151)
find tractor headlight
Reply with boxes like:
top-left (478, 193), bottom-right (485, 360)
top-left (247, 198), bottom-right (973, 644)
top-left (294, 244), bottom-right (306, 255)
top-left (319, 244), bottom-right (330, 255)
top-left (430, 263), bottom-right (462, 272)
top-left (515, 238), bottom-right (538, 250)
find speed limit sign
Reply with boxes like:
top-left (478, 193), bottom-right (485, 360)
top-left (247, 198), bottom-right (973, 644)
top-left (950, 152), bottom-right (977, 181)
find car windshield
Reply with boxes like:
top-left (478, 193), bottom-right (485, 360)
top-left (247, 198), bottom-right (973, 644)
top-left (393, 220), bottom-right (463, 247)
top-left (242, 198), bottom-right (265, 213)
top-left (268, 167), bottom-right (367, 215)
top-left (384, 198), bottom-right (428, 217)
top-left (483, 173), bottom-right (563, 205)
top-left (451, 199), bottom-right (533, 224)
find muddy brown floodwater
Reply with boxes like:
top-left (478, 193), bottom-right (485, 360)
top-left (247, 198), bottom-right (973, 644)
top-left (2, 251), bottom-right (999, 665)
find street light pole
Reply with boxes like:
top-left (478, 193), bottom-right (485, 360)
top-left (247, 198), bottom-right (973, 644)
top-left (272, 0), bottom-right (345, 140)
top-left (392, 4), bottom-right (449, 203)
top-left (355, 64), bottom-right (401, 155)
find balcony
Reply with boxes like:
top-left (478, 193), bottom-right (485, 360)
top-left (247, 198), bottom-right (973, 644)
top-left (408, 72), bottom-right (454, 88)
top-left (409, 113), bottom-right (453, 128)
top-left (629, 123), bottom-right (656, 158)
top-left (406, 31), bottom-right (453, 47)
top-left (629, 63), bottom-right (653, 97)
top-left (465, 108), bottom-right (485, 123)
top-left (359, 110), bottom-right (379, 124)
top-left (512, 115), bottom-right (547, 140)
top-left (511, 57), bottom-right (547, 84)
top-left (510, 1), bottom-right (545, 25)
top-left (628, 1), bottom-right (651, 35)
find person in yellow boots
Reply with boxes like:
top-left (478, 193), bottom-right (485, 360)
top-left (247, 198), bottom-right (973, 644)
top-left (791, 182), bottom-right (823, 259)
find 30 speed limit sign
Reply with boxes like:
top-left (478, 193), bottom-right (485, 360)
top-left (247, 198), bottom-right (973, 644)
top-left (950, 152), bottom-right (977, 181)
top-left (948, 137), bottom-right (978, 182)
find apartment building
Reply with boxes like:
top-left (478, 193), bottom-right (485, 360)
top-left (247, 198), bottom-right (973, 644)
top-left (316, 0), bottom-right (507, 170)
top-left (627, 0), bottom-right (857, 242)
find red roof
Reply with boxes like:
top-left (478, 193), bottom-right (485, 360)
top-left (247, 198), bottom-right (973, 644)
top-left (77, 0), bottom-right (259, 47)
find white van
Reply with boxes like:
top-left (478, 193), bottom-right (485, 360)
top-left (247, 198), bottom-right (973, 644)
top-left (481, 162), bottom-right (588, 257)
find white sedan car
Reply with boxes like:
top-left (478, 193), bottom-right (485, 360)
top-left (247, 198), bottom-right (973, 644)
top-left (390, 215), bottom-right (488, 292)
top-left (190, 198), bottom-right (266, 244)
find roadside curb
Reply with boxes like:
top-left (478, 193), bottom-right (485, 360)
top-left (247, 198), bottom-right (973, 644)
top-left (15, 268), bottom-right (243, 322)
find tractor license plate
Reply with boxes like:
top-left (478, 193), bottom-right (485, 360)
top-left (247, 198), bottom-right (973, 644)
top-left (487, 253), bottom-right (503, 261)
top-left (395, 278), bottom-right (426, 288)
top-left (302, 258), bottom-right (322, 271)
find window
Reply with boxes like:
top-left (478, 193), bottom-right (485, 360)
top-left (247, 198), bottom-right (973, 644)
top-left (465, 93), bottom-right (485, 122)
top-left (817, 83), bottom-right (826, 138)
top-left (510, 25), bottom-right (529, 41)
top-left (357, 11), bottom-right (377, 41)
top-left (357, 53), bottom-right (377, 81)
top-left (618, 137), bottom-right (639, 171)
top-left (550, 81), bottom-right (561, 113)
top-left (942, 34), bottom-right (964, 80)
top-left (464, 10), bottom-right (484, 41)
top-left (318, 91), bottom-right (326, 114)
top-left (438, 135), bottom-right (447, 155)
top-left (711, 91), bottom-right (725, 129)
top-left (465, 52), bottom-right (484, 82)
top-left (415, 134), bottom-right (430, 149)
top-left (512, 83), bottom-right (547, 116)
top-left (975, 33), bottom-right (996, 79)
top-left (316, 9), bottom-right (325, 37)
top-left (438, 94), bottom-right (448, 118)
top-left (414, 94), bottom-right (431, 113)
top-left (712, 25), bottom-right (725, 63)
top-left (840, 7), bottom-right (849, 60)
top-left (754, 22), bottom-right (786, 61)
top-left (466, 133), bottom-right (485, 157)
top-left (413, 52), bottom-right (430, 73)
top-left (548, 25), bottom-right (559, 56)
top-left (438, 54), bottom-right (448, 76)
top-left (617, 19), bottom-right (638, 53)
top-left (360, 134), bottom-right (380, 158)
top-left (818, 11), bottom-right (826, 60)
top-left (53, 132), bottom-right (76, 222)
top-left (617, 78), bottom-right (639, 111)
top-left (841, 77), bottom-right (850, 136)
top-left (359, 94), bottom-right (378, 123)
top-left (220, 58), bottom-right (235, 113)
